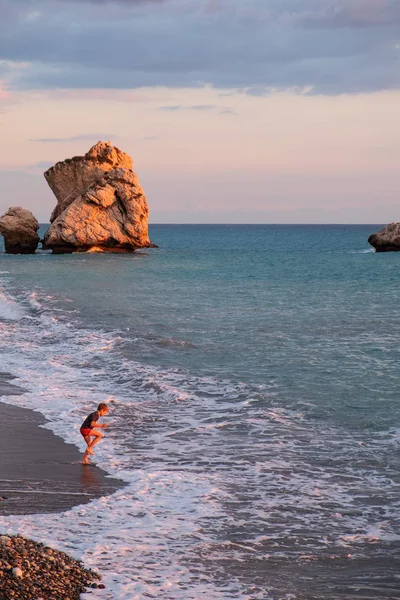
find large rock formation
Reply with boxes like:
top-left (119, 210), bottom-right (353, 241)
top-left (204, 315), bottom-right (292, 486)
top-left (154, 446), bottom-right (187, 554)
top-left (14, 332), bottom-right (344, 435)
top-left (368, 223), bottom-right (400, 252)
top-left (43, 141), bottom-right (156, 253)
top-left (45, 141), bottom-right (133, 223)
top-left (0, 207), bottom-right (40, 254)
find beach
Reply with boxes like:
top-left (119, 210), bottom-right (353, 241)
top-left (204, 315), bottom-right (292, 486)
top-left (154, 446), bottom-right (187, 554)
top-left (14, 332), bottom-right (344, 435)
top-left (0, 373), bottom-right (123, 598)
top-left (0, 374), bottom-right (122, 515)
top-left (1, 0), bottom-right (399, 596)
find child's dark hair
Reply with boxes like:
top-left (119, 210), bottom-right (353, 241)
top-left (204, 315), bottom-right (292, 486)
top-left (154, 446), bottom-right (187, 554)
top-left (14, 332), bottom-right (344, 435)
top-left (97, 402), bottom-right (108, 412)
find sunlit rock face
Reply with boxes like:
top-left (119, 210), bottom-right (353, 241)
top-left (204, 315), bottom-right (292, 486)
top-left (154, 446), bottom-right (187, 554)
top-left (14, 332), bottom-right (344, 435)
top-left (43, 142), bottom-right (156, 254)
top-left (368, 223), bottom-right (400, 252)
top-left (45, 141), bottom-right (133, 223)
top-left (0, 207), bottom-right (40, 254)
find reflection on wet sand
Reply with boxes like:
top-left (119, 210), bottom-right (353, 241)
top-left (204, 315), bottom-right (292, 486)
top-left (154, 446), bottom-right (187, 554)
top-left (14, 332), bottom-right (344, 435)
top-left (80, 464), bottom-right (104, 491)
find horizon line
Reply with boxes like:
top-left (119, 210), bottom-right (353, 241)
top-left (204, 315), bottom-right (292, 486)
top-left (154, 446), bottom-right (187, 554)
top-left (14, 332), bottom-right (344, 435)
top-left (37, 222), bottom-right (385, 226)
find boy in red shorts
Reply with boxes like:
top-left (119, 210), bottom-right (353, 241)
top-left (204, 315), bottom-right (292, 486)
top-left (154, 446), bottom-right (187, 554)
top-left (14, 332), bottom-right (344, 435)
top-left (80, 403), bottom-right (109, 464)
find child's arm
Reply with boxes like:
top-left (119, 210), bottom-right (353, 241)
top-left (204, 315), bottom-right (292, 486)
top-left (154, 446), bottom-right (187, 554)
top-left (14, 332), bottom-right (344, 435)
top-left (90, 421), bottom-right (109, 429)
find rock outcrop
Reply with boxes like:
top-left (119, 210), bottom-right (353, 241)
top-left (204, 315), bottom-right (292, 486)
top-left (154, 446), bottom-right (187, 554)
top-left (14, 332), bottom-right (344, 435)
top-left (43, 141), bottom-right (156, 253)
top-left (0, 207), bottom-right (40, 254)
top-left (368, 223), bottom-right (400, 252)
top-left (45, 141), bottom-right (133, 223)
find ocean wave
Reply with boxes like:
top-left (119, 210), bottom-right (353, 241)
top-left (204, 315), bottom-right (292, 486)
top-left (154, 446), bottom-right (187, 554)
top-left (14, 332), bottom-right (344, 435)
top-left (349, 249), bottom-right (375, 254)
top-left (156, 338), bottom-right (197, 350)
top-left (0, 291), bottom-right (26, 321)
top-left (0, 280), bottom-right (399, 599)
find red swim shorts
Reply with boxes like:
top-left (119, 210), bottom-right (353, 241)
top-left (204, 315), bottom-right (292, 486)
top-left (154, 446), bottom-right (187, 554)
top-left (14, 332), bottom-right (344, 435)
top-left (80, 427), bottom-right (92, 437)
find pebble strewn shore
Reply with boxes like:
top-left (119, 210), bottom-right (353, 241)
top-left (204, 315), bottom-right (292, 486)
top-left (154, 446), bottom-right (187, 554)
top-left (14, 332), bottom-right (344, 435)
top-left (0, 535), bottom-right (104, 600)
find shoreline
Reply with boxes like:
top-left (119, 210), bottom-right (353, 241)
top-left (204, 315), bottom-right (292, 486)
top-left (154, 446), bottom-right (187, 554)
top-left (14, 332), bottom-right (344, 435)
top-left (0, 373), bottom-right (123, 515)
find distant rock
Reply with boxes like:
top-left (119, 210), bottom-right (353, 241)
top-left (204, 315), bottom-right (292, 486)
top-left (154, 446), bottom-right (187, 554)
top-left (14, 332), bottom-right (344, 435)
top-left (45, 141), bottom-right (133, 222)
top-left (43, 141), bottom-right (156, 253)
top-left (368, 223), bottom-right (400, 252)
top-left (0, 207), bottom-right (40, 254)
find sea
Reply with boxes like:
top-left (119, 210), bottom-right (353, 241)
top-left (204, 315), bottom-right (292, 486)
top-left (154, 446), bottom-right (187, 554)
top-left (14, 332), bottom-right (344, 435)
top-left (0, 224), bottom-right (399, 600)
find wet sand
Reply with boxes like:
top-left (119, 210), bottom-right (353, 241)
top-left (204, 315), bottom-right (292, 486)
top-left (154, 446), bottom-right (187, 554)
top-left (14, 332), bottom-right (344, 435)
top-left (0, 373), bottom-right (123, 515)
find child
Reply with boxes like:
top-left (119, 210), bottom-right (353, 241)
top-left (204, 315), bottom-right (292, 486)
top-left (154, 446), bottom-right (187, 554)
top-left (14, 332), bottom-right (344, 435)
top-left (80, 403), bottom-right (109, 464)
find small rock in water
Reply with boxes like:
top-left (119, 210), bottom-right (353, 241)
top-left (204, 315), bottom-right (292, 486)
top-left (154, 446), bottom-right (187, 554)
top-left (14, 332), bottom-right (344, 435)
top-left (368, 222), bottom-right (400, 252)
top-left (0, 207), bottom-right (40, 254)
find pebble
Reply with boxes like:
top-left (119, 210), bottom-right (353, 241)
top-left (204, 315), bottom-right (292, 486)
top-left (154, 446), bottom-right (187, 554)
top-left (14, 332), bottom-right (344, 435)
top-left (12, 567), bottom-right (23, 579)
top-left (0, 534), bottom-right (103, 600)
top-left (0, 536), bottom-right (11, 545)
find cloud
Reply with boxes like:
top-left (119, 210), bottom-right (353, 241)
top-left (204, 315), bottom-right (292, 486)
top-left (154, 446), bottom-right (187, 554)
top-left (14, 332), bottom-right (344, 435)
top-left (158, 105), bottom-right (188, 112)
top-left (157, 104), bottom-right (236, 115)
top-left (30, 133), bottom-right (117, 142)
top-left (157, 104), bottom-right (216, 111)
top-left (301, 0), bottom-right (400, 28)
top-left (0, 0), bottom-right (398, 94)
top-left (0, 83), bottom-right (11, 101)
top-left (60, 0), bottom-right (168, 4)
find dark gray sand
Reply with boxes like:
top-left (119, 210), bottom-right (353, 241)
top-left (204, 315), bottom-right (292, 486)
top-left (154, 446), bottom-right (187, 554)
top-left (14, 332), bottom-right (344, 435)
top-left (0, 373), bottom-right (123, 515)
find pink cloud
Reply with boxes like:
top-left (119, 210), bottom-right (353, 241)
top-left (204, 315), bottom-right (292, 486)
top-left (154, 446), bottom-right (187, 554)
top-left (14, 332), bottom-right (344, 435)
top-left (0, 82), bottom-right (12, 101)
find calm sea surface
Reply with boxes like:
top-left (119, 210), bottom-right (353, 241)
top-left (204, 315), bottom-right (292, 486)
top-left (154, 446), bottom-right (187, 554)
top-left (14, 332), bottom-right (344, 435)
top-left (0, 225), bottom-right (399, 599)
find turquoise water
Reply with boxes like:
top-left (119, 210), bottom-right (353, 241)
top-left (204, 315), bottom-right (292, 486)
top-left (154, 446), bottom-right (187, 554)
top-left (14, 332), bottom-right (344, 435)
top-left (0, 225), bottom-right (399, 599)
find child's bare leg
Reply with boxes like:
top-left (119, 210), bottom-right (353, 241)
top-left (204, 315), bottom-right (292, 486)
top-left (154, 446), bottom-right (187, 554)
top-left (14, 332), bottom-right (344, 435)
top-left (84, 435), bottom-right (95, 455)
top-left (81, 435), bottom-right (94, 463)
top-left (88, 431), bottom-right (103, 451)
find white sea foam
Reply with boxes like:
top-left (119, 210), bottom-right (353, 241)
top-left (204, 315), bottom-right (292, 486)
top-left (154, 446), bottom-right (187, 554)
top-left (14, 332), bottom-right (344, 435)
top-left (0, 285), bottom-right (258, 597)
top-left (350, 249), bottom-right (375, 254)
top-left (0, 281), bottom-right (399, 599)
top-left (0, 291), bottom-right (25, 321)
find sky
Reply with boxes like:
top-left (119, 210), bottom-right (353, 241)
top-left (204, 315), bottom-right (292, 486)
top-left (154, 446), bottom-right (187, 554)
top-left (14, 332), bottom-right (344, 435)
top-left (0, 0), bottom-right (399, 223)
